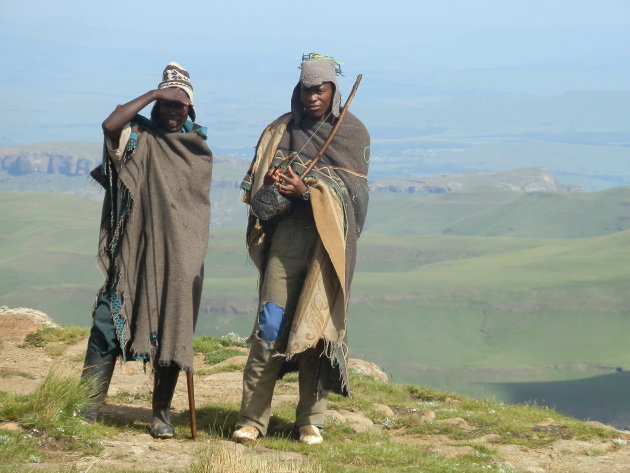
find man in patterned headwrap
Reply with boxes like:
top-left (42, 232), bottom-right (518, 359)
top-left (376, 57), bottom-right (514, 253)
top-left (233, 53), bottom-right (370, 445)
top-left (80, 62), bottom-right (213, 439)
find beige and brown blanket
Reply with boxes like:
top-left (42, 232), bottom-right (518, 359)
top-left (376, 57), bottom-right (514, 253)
top-left (241, 111), bottom-right (370, 394)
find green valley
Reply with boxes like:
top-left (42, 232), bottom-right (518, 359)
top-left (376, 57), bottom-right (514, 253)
top-left (2, 183), bottom-right (630, 428)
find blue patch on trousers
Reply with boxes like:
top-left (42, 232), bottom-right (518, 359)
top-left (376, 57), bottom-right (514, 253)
top-left (257, 302), bottom-right (285, 342)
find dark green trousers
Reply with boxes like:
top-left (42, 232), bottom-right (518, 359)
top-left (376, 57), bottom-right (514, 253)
top-left (87, 294), bottom-right (120, 356)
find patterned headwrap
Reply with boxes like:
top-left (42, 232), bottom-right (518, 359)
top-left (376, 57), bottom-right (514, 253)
top-left (291, 53), bottom-right (343, 123)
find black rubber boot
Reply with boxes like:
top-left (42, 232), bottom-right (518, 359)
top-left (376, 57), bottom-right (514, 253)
top-left (80, 350), bottom-right (117, 422)
top-left (149, 365), bottom-right (180, 439)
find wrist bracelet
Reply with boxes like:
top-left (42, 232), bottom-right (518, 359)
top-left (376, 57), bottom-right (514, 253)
top-left (302, 187), bottom-right (311, 201)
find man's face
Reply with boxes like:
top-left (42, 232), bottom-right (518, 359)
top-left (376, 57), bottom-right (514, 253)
top-left (300, 82), bottom-right (334, 119)
top-left (157, 100), bottom-right (190, 132)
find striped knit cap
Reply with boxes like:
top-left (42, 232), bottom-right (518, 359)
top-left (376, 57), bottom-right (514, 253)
top-left (158, 62), bottom-right (194, 104)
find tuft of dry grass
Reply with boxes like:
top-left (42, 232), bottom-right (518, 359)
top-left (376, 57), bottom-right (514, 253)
top-left (0, 369), bottom-right (35, 379)
top-left (190, 443), bottom-right (322, 473)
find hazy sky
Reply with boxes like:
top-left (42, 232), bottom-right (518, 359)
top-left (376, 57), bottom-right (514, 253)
top-left (1, 0), bottom-right (629, 149)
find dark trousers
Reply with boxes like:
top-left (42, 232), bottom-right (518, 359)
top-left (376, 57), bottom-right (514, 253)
top-left (87, 294), bottom-right (120, 356)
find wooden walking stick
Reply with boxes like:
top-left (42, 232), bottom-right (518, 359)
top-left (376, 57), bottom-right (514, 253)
top-left (186, 370), bottom-right (197, 440)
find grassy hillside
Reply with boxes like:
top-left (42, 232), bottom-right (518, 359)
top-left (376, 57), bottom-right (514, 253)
top-left (365, 191), bottom-right (518, 235)
top-left (3, 190), bottom-right (630, 426)
top-left (366, 186), bottom-right (630, 237)
top-left (349, 230), bottom-right (630, 368)
top-left (2, 330), bottom-right (624, 473)
top-left (446, 187), bottom-right (630, 237)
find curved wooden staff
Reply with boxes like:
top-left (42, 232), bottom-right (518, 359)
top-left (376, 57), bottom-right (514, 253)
top-left (286, 74), bottom-right (363, 180)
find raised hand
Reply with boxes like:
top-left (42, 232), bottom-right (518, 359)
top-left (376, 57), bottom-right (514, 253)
top-left (155, 87), bottom-right (192, 106)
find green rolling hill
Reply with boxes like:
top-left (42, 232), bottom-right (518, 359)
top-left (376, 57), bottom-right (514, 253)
top-left (2, 187), bottom-right (630, 426)
top-left (366, 186), bottom-right (630, 237)
top-left (444, 187), bottom-right (630, 237)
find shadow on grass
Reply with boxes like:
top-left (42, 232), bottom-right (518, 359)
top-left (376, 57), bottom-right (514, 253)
top-left (193, 405), bottom-right (295, 440)
top-left (99, 404), bottom-right (153, 433)
top-left (486, 371), bottom-right (630, 429)
top-left (100, 404), bottom-right (216, 439)
top-left (97, 403), bottom-right (297, 441)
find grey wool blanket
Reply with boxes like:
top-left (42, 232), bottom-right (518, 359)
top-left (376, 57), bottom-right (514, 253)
top-left (91, 116), bottom-right (213, 372)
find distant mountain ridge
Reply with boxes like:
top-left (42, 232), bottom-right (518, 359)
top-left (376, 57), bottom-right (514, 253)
top-left (369, 166), bottom-right (581, 194)
top-left (1, 142), bottom-right (581, 196)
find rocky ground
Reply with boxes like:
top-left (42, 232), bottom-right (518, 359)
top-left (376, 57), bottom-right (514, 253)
top-left (2, 307), bottom-right (630, 472)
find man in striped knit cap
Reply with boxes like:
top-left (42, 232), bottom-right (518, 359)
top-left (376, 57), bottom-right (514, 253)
top-left (81, 62), bottom-right (213, 439)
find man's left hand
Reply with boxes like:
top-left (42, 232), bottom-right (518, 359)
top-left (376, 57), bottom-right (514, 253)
top-left (275, 167), bottom-right (308, 198)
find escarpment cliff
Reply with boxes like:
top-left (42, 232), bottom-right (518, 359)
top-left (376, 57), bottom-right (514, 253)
top-left (1, 151), bottom-right (99, 177)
